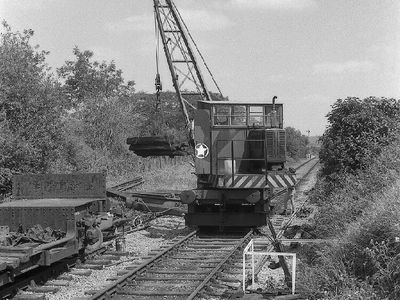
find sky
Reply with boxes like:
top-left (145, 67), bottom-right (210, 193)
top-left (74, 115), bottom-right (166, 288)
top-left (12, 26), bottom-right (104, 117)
top-left (1, 0), bottom-right (399, 136)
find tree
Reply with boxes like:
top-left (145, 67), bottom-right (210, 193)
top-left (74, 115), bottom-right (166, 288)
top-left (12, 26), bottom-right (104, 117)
top-left (57, 47), bottom-right (135, 108)
top-left (319, 97), bottom-right (400, 175)
top-left (57, 48), bottom-right (137, 157)
top-left (0, 21), bottom-right (64, 190)
top-left (285, 127), bottom-right (309, 159)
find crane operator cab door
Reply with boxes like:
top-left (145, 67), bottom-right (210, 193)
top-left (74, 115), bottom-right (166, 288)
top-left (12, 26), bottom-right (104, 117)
top-left (181, 100), bottom-right (296, 228)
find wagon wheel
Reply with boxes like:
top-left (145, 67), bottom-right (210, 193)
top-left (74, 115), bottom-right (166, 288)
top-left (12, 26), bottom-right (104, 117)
top-left (133, 215), bottom-right (143, 227)
top-left (85, 227), bottom-right (103, 252)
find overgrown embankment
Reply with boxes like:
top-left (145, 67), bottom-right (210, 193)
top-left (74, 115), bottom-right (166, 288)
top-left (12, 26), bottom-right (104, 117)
top-left (297, 97), bottom-right (400, 299)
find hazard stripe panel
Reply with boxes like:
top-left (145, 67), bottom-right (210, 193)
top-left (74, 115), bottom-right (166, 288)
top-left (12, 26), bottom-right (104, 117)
top-left (267, 174), bottom-right (296, 188)
top-left (217, 173), bottom-right (296, 189)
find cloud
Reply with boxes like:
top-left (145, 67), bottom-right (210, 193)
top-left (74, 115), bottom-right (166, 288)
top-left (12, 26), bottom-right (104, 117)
top-left (313, 60), bottom-right (377, 75)
top-left (225, 0), bottom-right (317, 10)
top-left (106, 9), bottom-right (232, 33)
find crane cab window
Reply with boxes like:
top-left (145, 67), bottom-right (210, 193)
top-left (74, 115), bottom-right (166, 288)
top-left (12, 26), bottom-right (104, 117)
top-left (231, 105), bottom-right (246, 125)
top-left (213, 105), bottom-right (246, 126)
top-left (213, 106), bottom-right (230, 125)
top-left (211, 103), bottom-right (283, 128)
top-left (216, 140), bottom-right (266, 175)
top-left (249, 106), bottom-right (264, 126)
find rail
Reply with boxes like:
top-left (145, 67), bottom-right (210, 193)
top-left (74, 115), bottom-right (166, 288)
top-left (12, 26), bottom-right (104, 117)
top-left (187, 230), bottom-right (253, 299)
top-left (88, 230), bottom-right (253, 299)
top-left (89, 230), bottom-right (198, 299)
top-left (270, 157), bottom-right (318, 200)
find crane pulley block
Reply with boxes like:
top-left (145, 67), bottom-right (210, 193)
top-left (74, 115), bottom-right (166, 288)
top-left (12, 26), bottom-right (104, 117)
top-left (155, 73), bottom-right (162, 92)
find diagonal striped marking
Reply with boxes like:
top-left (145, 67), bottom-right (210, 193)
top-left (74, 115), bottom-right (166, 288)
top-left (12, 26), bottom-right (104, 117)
top-left (241, 176), bottom-right (255, 188)
top-left (274, 175), bottom-right (286, 187)
top-left (272, 176), bottom-right (284, 188)
top-left (260, 179), bottom-right (267, 188)
top-left (285, 174), bottom-right (297, 185)
top-left (246, 176), bottom-right (265, 188)
top-left (267, 175), bottom-right (280, 188)
top-left (225, 176), bottom-right (233, 186)
top-left (254, 177), bottom-right (267, 188)
top-left (232, 175), bottom-right (241, 185)
top-left (281, 174), bottom-right (294, 186)
top-left (234, 176), bottom-right (248, 187)
top-left (253, 176), bottom-right (265, 187)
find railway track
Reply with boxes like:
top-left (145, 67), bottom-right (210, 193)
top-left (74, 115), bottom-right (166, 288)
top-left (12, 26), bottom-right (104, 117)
top-left (267, 157), bottom-right (317, 200)
top-left (294, 156), bottom-right (317, 171)
top-left (293, 157), bottom-right (318, 183)
top-left (82, 159), bottom-right (320, 300)
top-left (85, 230), bottom-right (253, 299)
top-left (10, 158), bottom-right (319, 299)
top-left (1, 243), bottom-right (113, 300)
top-left (4, 212), bottom-right (168, 300)
top-left (268, 157), bottom-right (319, 241)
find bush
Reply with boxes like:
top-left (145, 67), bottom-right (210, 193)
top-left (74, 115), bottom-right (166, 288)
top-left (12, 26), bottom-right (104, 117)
top-left (0, 21), bottom-right (65, 192)
top-left (299, 137), bottom-right (400, 299)
top-left (311, 136), bottom-right (400, 237)
top-left (319, 97), bottom-right (400, 176)
top-left (286, 126), bottom-right (309, 160)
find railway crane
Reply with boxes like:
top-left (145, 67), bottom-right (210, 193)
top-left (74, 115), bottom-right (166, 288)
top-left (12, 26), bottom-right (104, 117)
top-left (128, 0), bottom-right (296, 228)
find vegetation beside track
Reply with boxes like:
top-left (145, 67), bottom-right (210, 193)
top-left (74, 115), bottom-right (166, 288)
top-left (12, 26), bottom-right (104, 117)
top-left (297, 97), bottom-right (400, 299)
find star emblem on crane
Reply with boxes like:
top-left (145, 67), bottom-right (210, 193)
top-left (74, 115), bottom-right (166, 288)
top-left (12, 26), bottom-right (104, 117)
top-left (195, 143), bottom-right (209, 159)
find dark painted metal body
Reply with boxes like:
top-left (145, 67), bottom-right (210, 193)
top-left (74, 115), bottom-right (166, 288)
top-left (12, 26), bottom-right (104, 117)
top-left (12, 173), bottom-right (106, 199)
top-left (194, 101), bottom-right (286, 176)
top-left (183, 101), bottom-right (296, 228)
top-left (0, 198), bottom-right (107, 233)
top-left (0, 173), bottom-right (109, 289)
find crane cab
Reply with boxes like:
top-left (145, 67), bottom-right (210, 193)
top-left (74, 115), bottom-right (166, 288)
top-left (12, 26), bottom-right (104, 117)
top-left (181, 100), bottom-right (296, 228)
top-left (194, 101), bottom-right (286, 178)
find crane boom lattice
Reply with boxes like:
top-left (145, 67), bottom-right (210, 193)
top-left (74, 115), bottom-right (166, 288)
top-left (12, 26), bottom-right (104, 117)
top-left (153, 0), bottom-right (212, 131)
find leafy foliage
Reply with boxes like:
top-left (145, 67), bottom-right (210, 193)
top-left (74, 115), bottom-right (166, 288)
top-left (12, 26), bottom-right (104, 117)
top-left (57, 47), bottom-right (135, 107)
top-left (0, 21), bottom-right (64, 189)
top-left (56, 47), bottom-right (138, 161)
top-left (132, 91), bottom-right (188, 142)
top-left (319, 97), bottom-right (400, 176)
top-left (285, 126), bottom-right (309, 159)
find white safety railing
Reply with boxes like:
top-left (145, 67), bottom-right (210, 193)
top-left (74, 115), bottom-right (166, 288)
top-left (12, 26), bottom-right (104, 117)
top-left (242, 239), bottom-right (297, 294)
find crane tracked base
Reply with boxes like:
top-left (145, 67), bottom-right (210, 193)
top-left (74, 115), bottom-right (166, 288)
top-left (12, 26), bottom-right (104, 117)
top-left (126, 136), bottom-right (190, 157)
